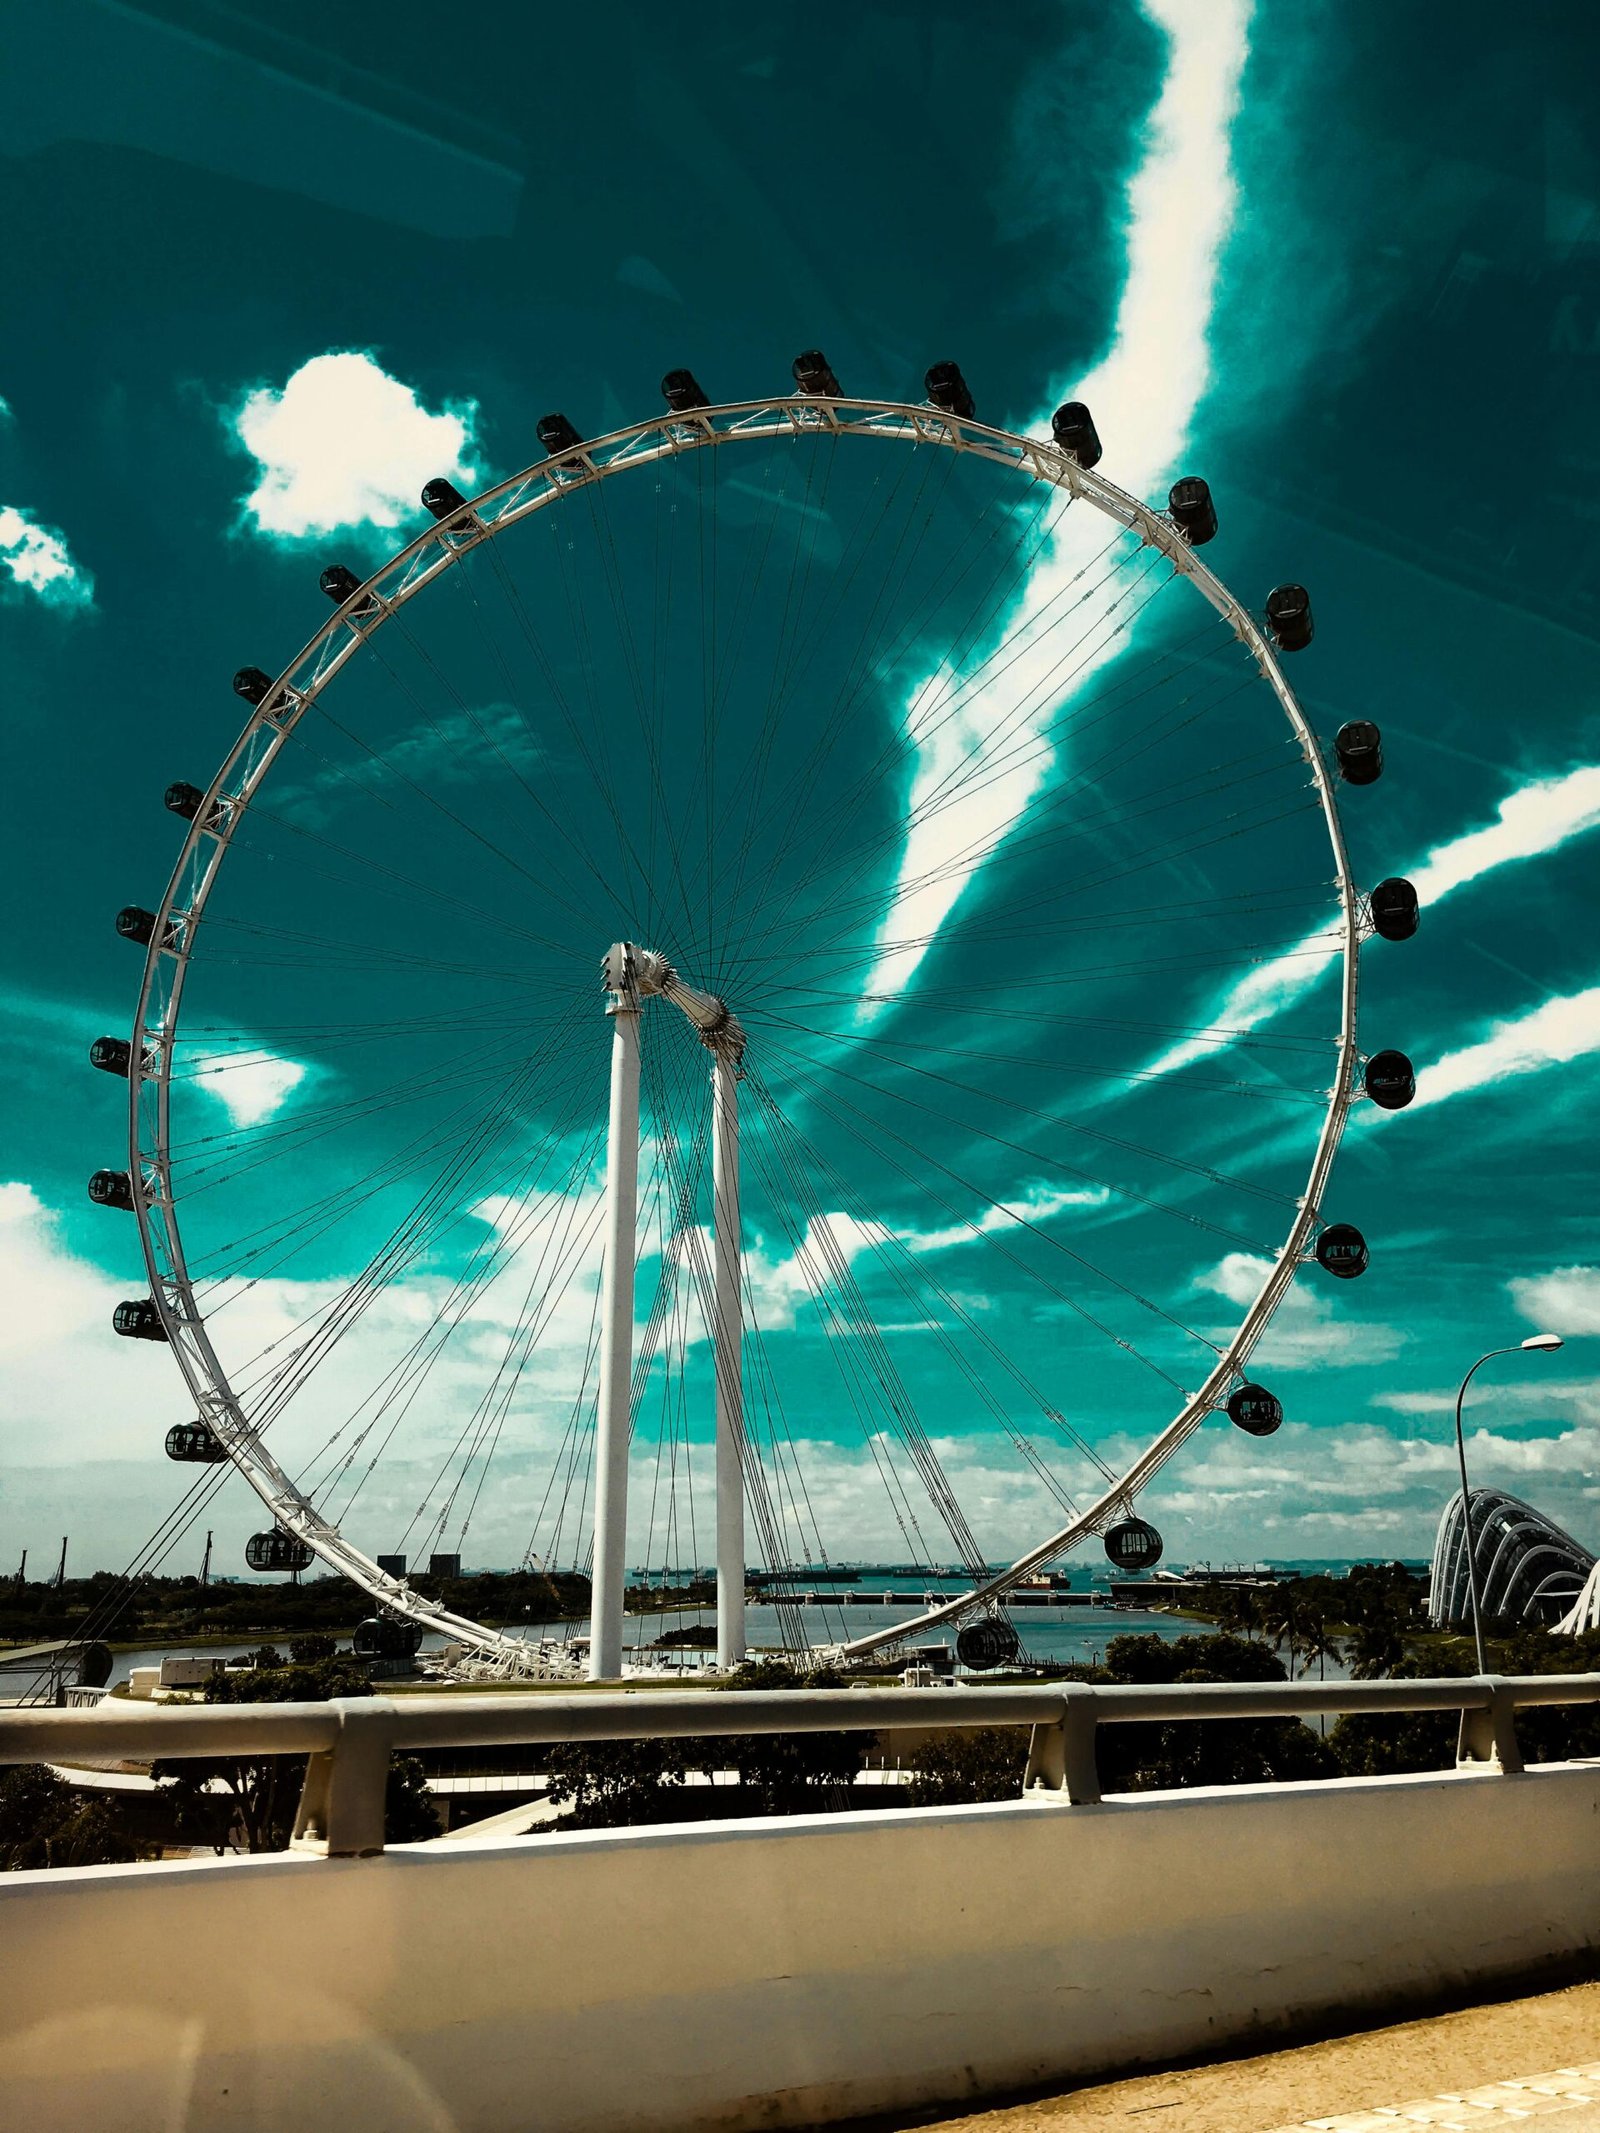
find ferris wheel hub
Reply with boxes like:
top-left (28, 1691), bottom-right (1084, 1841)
top-left (601, 940), bottom-right (746, 1064)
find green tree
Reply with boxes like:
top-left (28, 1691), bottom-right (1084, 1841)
top-left (1298, 1611), bottom-right (1345, 1685)
top-left (1257, 1583), bottom-right (1309, 1678)
top-left (541, 1738), bottom-right (689, 1829)
top-left (905, 1728), bottom-right (1027, 1807)
top-left (1096, 1633), bottom-right (1338, 1792)
top-left (384, 1755), bottom-right (445, 1843)
top-left (715, 1659), bottom-right (864, 1812)
top-left (1347, 1615), bottom-right (1406, 1679)
top-left (539, 1658), bottom-right (866, 1831)
top-left (0, 1764), bottom-right (143, 1870)
top-left (902, 1634), bottom-right (1339, 1804)
top-left (153, 1648), bottom-right (439, 1851)
top-left (1214, 1586), bottom-right (1262, 1640)
top-left (1328, 1649), bottom-right (1469, 1775)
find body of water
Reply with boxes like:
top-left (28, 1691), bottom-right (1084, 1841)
top-left (104, 1600), bottom-right (1203, 1687)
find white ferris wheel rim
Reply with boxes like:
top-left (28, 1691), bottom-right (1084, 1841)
top-left (124, 391), bottom-right (1363, 1667)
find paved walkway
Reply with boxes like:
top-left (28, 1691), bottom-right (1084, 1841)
top-left (892, 1982), bottom-right (1600, 2133)
top-left (1262, 2061), bottom-right (1600, 2130)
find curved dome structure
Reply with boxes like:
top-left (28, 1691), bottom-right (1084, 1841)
top-left (1555, 1559), bottom-right (1600, 1636)
top-left (1430, 1488), bottom-right (1595, 1630)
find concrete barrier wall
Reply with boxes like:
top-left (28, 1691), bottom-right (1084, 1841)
top-left (3, 1763), bottom-right (1598, 2133)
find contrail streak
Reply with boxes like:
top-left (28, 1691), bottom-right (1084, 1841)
top-left (865, 0), bottom-right (1253, 1008)
top-left (1144, 761), bottom-right (1600, 1078)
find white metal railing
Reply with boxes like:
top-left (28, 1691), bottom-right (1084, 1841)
top-left (3, 1673), bottom-right (1596, 1859)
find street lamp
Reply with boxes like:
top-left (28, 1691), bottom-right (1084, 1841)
top-left (1452, 1334), bottom-right (1565, 1673)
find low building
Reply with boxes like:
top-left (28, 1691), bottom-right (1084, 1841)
top-left (1429, 1487), bottom-right (1595, 1629)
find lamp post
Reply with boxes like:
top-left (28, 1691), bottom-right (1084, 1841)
top-left (1451, 1333), bottom-right (1564, 1673)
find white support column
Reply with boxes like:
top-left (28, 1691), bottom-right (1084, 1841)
top-left (711, 1050), bottom-right (746, 1671)
top-left (590, 947), bottom-right (642, 1682)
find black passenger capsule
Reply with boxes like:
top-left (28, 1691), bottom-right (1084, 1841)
top-left (1369, 876), bottom-right (1417, 939)
top-left (353, 1615), bottom-right (425, 1659)
top-left (320, 563), bottom-right (362, 603)
top-left (245, 1529), bottom-right (313, 1574)
top-left (89, 1036), bottom-right (132, 1076)
top-left (113, 1298), bottom-right (168, 1341)
top-left (956, 1615), bottom-right (1021, 1671)
top-left (1266, 583), bottom-right (1314, 651)
top-left (1364, 1049), bottom-right (1416, 1111)
top-left (115, 906), bottom-right (157, 946)
top-left (1227, 1382), bottom-right (1283, 1437)
top-left (233, 667), bottom-right (273, 706)
top-left (1051, 401), bottom-right (1102, 468)
top-left (661, 368), bottom-right (710, 412)
top-left (924, 361), bottom-right (975, 418)
top-left (166, 1421), bottom-right (227, 1464)
top-left (1315, 1223), bottom-right (1368, 1280)
top-left (1335, 719), bottom-right (1384, 786)
top-left (1167, 476), bottom-right (1218, 545)
top-left (78, 1644), bottom-right (114, 1688)
top-left (421, 478), bottom-right (467, 521)
top-left (164, 781), bottom-right (204, 820)
top-left (1104, 1517), bottom-right (1164, 1570)
top-left (792, 349), bottom-right (841, 397)
top-left (88, 1169), bottom-right (134, 1211)
top-left (537, 412), bottom-right (584, 455)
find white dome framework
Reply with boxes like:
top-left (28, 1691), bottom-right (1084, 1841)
top-left (1431, 1488), bottom-right (1596, 1632)
top-left (104, 376), bottom-right (1402, 1674)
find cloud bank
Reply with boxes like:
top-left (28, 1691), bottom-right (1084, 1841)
top-left (232, 351), bottom-right (481, 539)
top-left (1510, 1264), bottom-right (1600, 1338)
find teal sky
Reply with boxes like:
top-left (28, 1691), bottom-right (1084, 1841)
top-left (3, 0), bottom-right (1599, 1585)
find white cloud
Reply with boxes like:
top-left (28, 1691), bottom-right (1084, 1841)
top-left (866, 0), bottom-right (1252, 1004)
top-left (186, 1048), bottom-right (310, 1129)
top-left (896, 1183), bottom-right (1111, 1258)
top-left (1150, 1416), bottom-right (1600, 1540)
top-left (744, 1183), bottom-right (1111, 1332)
top-left (1194, 1249), bottom-right (1407, 1369)
top-left (3, 976), bottom-right (309, 1133)
top-left (1196, 1249), bottom-right (1278, 1311)
top-left (231, 351), bottom-right (481, 539)
top-left (1410, 984), bottom-right (1600, 1110)
top-left (1510, 1264), bottom-right (1600, 1339)
top-left (0, 1182), bottom-right (121, 1359)
top-left (0, 503), bottom-right (93, 606)
top-left (1146, 763), bottom-right (1600, 1078)
top-left (1410, 764), bottom-right (1600, 902)
top-left (271, 702), bottom-right (538, 827)
top-left (1372, 1389), bottom-right (1459, 1416)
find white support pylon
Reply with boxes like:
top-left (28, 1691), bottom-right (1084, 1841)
top-left (589, 944), bottom-right (643, 1681)
top-left (587, 943), bottom-right (747, 1683)
top-left (711, 1048), bottom-right (746, 1671)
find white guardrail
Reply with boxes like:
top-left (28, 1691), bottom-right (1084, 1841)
top-left (3, 1671), bottom-right (1597, 1855)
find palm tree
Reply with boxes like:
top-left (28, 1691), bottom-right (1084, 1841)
top-left (1297, 1612), bottom-right (1346, 1727)
top-left (1348, 1616), bottom-right (1405, 1679)
top-left (1216, 1587), bottom-right (1259, 1641)
top-left (1259, 1584), bottom-right (1304, 1677)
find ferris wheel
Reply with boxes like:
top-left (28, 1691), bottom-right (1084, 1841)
top-left (91, 355), bottom-right (1418, 1678)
